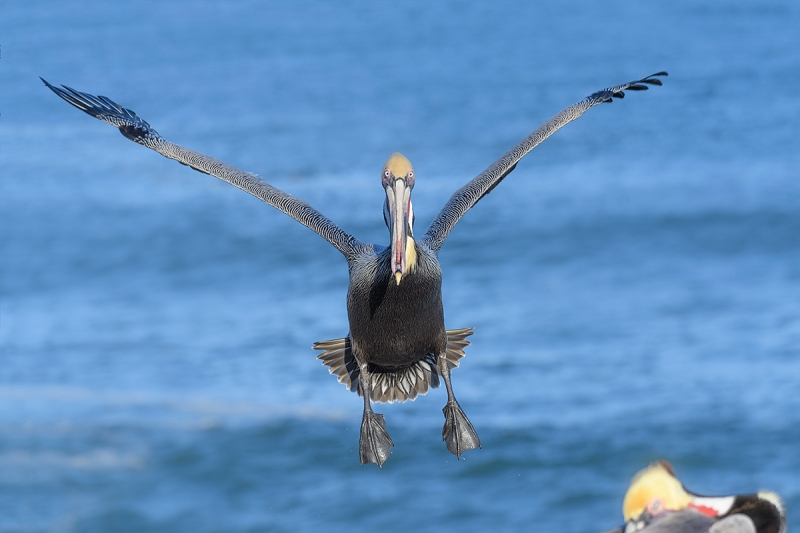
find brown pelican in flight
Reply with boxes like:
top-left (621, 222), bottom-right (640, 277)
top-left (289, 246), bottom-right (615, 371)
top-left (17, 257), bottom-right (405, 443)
top-left (43, 72), bottom-right (666, 467)
top-left (603, 461), bottom-right (786, 533)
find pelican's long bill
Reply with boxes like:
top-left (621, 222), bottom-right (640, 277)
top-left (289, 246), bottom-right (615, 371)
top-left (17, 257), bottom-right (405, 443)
top-left (382, 153), bottom-right (415, 285)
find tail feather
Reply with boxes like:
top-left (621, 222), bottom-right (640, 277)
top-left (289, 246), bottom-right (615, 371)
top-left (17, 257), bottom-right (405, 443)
top-left (443, 327), bottom-right (473, 369)
top-left (311, 337), bottom-right (358, 393)
top-left (313, 327), bottom-right (474, 404)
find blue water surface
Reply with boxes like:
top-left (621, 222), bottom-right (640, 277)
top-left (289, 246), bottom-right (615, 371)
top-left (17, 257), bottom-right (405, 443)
top-left (1, 1), bottom-right (799, 532)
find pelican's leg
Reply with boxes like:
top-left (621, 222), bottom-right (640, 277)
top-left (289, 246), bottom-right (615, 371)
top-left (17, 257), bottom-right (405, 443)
top-left (358, 365), bottom-right (393, 467)
top-left (438, 355), bottom-right (481, 458)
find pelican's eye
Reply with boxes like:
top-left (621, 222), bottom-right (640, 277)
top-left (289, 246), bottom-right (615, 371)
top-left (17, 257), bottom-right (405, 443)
top-left (647, 498), bottom-right (664, 515)
top-left (407, 170), bottom-right (415, 187)
top-left (382, 169), bottom-right (392, 187)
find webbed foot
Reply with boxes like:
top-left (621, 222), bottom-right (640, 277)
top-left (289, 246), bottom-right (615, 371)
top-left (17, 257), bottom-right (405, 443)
top-left (359, 411), bottom-right (393, 467)
top-left (442, 400), bottom-right (481, 458)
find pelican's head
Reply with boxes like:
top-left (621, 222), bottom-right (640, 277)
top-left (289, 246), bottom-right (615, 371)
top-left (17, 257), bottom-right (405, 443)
top-left (382, 152), bottom-right (416, 285)
top-left (623, 461), bottom-right (693, 528)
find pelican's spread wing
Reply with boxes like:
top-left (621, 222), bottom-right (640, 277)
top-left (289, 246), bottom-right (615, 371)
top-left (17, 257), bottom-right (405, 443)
top-left (421, 72), bottom-right (667, 252)
top-left (42, 79), bottom-right (367, 260)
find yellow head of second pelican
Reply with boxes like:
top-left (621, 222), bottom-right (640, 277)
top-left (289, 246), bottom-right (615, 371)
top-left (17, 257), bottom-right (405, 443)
top-left (623, 461), bottom-right (693, 523)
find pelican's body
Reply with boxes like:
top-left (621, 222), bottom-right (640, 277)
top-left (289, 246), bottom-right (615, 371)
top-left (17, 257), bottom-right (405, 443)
top-left (348, 241), bottom-right (443, 370)
top-left (610, 461), bottom-right (786, 533)
top-left (608, 510), bottom-right (758, 533)
top-left (43, 71), bottom-right (666, 466)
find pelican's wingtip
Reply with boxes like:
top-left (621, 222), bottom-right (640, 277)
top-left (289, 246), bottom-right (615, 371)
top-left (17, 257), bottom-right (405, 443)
top-left (597, 71), bottom-right (668, 104)
top-left (637, 71), bottom-right (669, 87)
top-left (40, 77), bottom-right (60, 92)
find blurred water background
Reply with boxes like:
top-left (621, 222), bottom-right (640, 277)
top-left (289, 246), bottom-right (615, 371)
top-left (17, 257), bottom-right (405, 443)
top-left (2, 1), bottom-right (799, 532)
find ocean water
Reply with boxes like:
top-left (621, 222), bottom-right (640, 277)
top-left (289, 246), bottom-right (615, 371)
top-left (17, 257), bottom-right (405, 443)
top-left (2, 1), bottom-right (799, 532)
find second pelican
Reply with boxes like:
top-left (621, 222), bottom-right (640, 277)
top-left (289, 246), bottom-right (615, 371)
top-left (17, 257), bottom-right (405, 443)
top-left (619, 461), bottom-right (785, 533)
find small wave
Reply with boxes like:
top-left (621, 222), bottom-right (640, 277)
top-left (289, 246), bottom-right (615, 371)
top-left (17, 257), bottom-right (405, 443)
top-left (0, 385), bottom-right (350, 429)
top-left (0, 449), bottom-right (145, 470)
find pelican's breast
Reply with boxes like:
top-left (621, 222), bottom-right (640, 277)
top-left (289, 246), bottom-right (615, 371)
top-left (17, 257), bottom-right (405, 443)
top-left (346, 242), bottom-right (445, 368)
